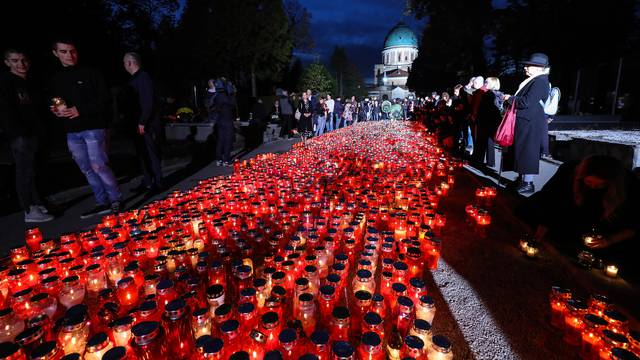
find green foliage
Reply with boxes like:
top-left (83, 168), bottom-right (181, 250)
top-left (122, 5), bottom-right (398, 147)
top-left (299, 62), bottom-right (336, 94)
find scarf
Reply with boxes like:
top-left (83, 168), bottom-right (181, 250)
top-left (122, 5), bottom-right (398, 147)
top-left (515, 69), bottom-right (550, 96)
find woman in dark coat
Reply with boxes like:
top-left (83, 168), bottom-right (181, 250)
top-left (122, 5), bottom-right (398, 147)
top-left (297, 92), bottom-right (313, 140)
top-left (504, 53), bottom-right (551, 194)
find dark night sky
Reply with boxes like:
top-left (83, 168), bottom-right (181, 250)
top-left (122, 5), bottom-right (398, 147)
top-left (297, 0), bottom-right (424, 83)
top-left (297, 0), bottom-right (507, 83)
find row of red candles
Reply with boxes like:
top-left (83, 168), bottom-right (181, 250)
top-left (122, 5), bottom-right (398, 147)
top-left (549, 287), bottom-right (640, 359)
top-left (0, 123), bottom-right (457, 359)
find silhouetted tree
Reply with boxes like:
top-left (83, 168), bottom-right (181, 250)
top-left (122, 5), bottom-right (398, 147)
top-left (406, 0), bottom-right (492, 92)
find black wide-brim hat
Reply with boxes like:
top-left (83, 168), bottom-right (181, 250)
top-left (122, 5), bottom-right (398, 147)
top-left (521, 53), bottom-right (549, 67)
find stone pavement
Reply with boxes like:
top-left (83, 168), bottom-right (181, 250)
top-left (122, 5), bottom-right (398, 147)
top-left (0, 138), bottom-right (299, 253)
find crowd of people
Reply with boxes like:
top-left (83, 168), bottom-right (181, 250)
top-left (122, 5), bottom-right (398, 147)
top-left (269, 89), bottom-right (417, 141)
top-left (414, 53), bottom-right (555, 195)
top-left (1, 40), bottom-right (167, 222)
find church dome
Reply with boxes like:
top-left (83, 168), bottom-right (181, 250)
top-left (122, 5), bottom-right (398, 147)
top-left (383, 23), bottom-right (418, 49)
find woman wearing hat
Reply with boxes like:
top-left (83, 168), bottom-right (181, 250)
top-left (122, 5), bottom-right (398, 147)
top-left (503, 53), bottom-right (551, 194)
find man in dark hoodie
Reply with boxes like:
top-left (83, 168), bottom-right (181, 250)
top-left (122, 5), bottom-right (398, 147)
top-left (0, 49), bottom-right (53, 222)
top-left (49, 39), bottom-right (122, 218)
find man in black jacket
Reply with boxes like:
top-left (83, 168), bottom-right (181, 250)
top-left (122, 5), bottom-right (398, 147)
top-left (122, 52), bottom-right (163, 194)
top-left (0, 49), bottom-right (53, 222)
top-left (49, 39), bottom-right (122, 218)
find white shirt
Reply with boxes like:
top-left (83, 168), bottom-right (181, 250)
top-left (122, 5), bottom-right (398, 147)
top-left (325, 99), bottom-right (335, 113)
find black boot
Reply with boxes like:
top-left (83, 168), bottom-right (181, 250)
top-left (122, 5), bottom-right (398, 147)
top-left (517, 181), bottom-right (535, 195)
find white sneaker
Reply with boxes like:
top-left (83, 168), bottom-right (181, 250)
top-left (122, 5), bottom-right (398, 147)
top-left (35, 205), bottom-right (49, 214)
top-left (25, 206), bottom-right (54, 223)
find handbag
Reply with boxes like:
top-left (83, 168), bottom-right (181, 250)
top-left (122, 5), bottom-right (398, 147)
top-left (294, 109), bottom-right (301, 120)
top-left (494, 100), bottom-right (516, 147)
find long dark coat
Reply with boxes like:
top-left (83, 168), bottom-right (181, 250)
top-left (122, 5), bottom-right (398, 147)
top-left (507, 74), bottom-right (549, 174)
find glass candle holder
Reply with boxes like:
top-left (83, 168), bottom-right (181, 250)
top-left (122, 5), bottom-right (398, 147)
top-left (402, 335), bottom-right (425, 359)
top-left (410, 319), bottom-right (432, 352)
top-left (25, 228), bottom-right (43, 253)
top-left (395, 296), bottom-right (415, 336)
top-left (58, 313), bottom-right (90, 355)
top-left (588, 294), bottom-right (612, 318)
top-left (428, 335), bottom-right (453, 360)
top-left (352, 270), bottom-right (375, 295)
top-left (564, 300), bottom-right (589, 346)
top-left (162, 299), bottom-right (194, 358)
top-left (14, 325), bottom-right (45, 357)
top-left (58, 276), bottom-right (86, 309)
top-left (84, 332), bottom-right (114, 360)
top-left (603, 310), bottom-right (629, 334)
top-left (85, 264), bottom-right (107, 296)
top-left (111, 316), bottom-right (134, 348)
top-left (330, 306), bottom-right (350, 342)
top-left (29, 292), bottom-right (57, 320)
top-left (278, 328), bottom-right (300, 360)
top-left (362, 312), bottom-right (385, 341)
top-left (206, 284), bottom-right (225, 318)
top-left (331, 341), bottom-right (354, 360)
top-left (357, 332), bottom-right (384, 360)
top-left (598, 330), bottom-right (629, 360)
top-left (580, 314), bottom-right (608, 359)
top-left (297, 293), bottom-right (317, 336)
top-left (191, 308), bottom-right (212, 339)
top-left (116, 277), bottom-right (139, 308)
top-left (416, 295), bottom-right (436, 325)
top-left (131, 321), bottom-right (167, 359)
top-left (260, 312), bottom-right (281, 352)
top-left (309, 330), bottom-right (330, 360)
top-left (29, 341), bottom-right (63, 360)
top-left (549, 286), bottom-right (572, 328)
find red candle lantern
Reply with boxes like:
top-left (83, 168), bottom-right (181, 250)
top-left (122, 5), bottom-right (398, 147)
top-left (116, 277), bottom-right (139, 308)
top-left (131, 321), bottom-right (167, 359)
top-left (330, 306), bottom-right (350, 342)
top-left (580, 314), bottom-right (608, 359)
top-left (564, 300), bottom-right (588, 346)
top-left (260, 311), bottom-right (282, 351)
top-left (162, 299), bottom-right (195, 357)
top-left (25, 228), bottom-right (43, 253)
top-left (308, 330), bottom-right (330, 360)
top-left (550, 287), bottom-right (572, 328)
top-left (358, 332), bottom-right (385, 360)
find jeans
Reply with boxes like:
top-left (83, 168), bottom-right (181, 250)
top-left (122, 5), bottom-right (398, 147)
top-left (67, 129), bottom-right (121, 205)
top-left (326, 112), bottom-right (334, 132)
top-left (133, 125), bottom-right (163, 187)
top-left (216, 123), bottom-right (234, 162)
top-left (316, 116), bottom-right (326, 136)
top-left (10, 136), bottom-right (42, 210)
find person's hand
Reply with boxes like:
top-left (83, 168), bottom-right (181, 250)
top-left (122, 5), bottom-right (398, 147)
top-left (138, 124), bottom-right (145, 135)
top-left (50, 106), bottom-right (64, 117)
top-left (503, 94), bottom-right (511, 101)
top-left (58, 106), bottom-right (80, 119)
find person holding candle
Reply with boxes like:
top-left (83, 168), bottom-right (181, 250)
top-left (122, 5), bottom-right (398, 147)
top-left (49, 38), bottom-right (123, 217)
top-left (520, 155), bottom-right (640, 282)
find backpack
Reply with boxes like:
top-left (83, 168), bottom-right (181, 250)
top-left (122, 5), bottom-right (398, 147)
top-left (543, 84), bottom-right (561, 115)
